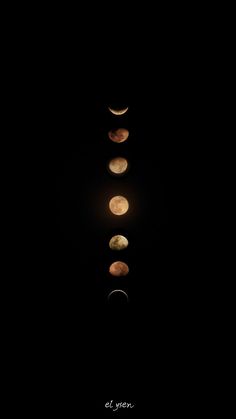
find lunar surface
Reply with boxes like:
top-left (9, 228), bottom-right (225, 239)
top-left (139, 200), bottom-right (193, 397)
top-left (108, 128), bottom-right (129, 143)
top-left (109, 196), bottom-right (129, 215)
top-left (108, 107), bottom-right (128, 116)
top-left (107, 290), bottom-right (129, 303)
top-left (108, 157), bottom-right (128, 175)
top-left (109, 261), bottom-right (129, 277)
top-left (109, 235), bottom-right (129, 251)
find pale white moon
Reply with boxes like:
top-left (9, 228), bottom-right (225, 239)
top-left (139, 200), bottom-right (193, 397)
top-left (108, 107), bottom-right (128, 116)
top-left (109, 261), bottom-right (129, 276)
top-left (109, 196), bottom-right (129, 215)
top-left (109, 235), bottom-right (129, 251)
top-left (107, 289), bottom-right (129, 302)
top-left (108, 157), bottom-right (128, 175)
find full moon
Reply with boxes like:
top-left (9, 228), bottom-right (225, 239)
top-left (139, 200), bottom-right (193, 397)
top-left (108, 157), bottom-right (128, 175)
top-left (108, 107), bottom-right (129, 116)
top-left (109, 261), bottom-right (129, 277)
top-left (108, 128), bottom-right (129, 143)
top-left (109, 235), bottom-right (129, 251)
top-left (109, 196), bottom-right (129, 215)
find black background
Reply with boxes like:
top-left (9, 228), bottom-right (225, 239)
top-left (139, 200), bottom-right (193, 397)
top-left (40, 86), bottom-right (193, 415)
top-left (55, 94), bottom-right (171, 409)
top-left (4, 5), bottom-right (218, 415)
top-left (21, 40), bottom-right (206, 415)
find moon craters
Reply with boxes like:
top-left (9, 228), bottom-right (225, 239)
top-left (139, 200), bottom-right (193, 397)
top-left (109, 196), bottom-right (129, 216)
top-left (108, 128), bottom-right (129, 143)
top-left (109, 261), bottom-right (129, 277)
top-left (109, 235), bottom-right (128, 251)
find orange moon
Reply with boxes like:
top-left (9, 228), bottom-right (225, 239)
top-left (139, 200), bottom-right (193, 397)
top-left (109, 261), bottom-right (129, 277)
top-left (108, 128), bottom-right (129, 143)
top-left (108, 157), bottom-right (128, 175)
top-left (109, 196), bottom-right (129, 215)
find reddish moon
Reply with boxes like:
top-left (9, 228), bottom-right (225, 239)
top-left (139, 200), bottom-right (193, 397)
top-left (108, 128), bottom-right (129, 143)
top-left (109, 261), bottom-right (129, 277)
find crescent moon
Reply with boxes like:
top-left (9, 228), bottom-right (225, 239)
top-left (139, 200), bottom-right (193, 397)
top-left (108, 107), bottom-right (129, 116)
top-left (107, 289), bottom-right (129, 302)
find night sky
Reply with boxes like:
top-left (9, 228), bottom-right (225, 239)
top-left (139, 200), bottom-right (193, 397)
top-left (8, 8), bottom-right (211, 414)
top-left (31, 72), bottom-right (202, 415)
top-left (51, 90), bottom-right (176, 412)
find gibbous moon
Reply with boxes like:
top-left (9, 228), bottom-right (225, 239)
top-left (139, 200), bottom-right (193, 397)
top-left (109, 235), bottom-right (129, 251)
top-left (108, 107), bottom-right (128, 116)
top-left (108, 157), bottom-right (128, 175)
top-left (109, 196), bottom-right (129, 216)
top-left (107, 290), bottom-right (129, 303)
top-left (109, 261), bottom-right (129, 277)
top-left (108, 128), bottom-right (129, 143)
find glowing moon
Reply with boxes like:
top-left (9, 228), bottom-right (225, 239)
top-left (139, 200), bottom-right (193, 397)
top-left (109, 261), bottom-right (129, 277)
top-left (108, 157), bottom-right (128, 175)
top-left (108, 107), bottom-right (128, 116)
top-left (108, 128), bottom-right (129, 143)
top-left (109, 235), bottom-right (129, 251)
top-left (109, 196), bottom-right (129, 216)
top-left (107, 290), bottom-right (129, 303)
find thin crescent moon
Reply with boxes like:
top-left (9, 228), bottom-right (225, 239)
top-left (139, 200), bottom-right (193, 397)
top-left (107, 289), bottom-right (129, 302)
top-left (108, 107), bottom-right (129, 116)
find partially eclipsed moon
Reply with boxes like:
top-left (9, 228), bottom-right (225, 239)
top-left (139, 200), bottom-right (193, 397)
top-left (109, 235), bottom-right (129, 251)
top-left (109, 261), bottom-right (129, 277)
top-left (107, 290), bottom-right (129, 303)
top-left (108, 107), bottom-right (128, 116)
top-left (108, 128), bottom-right (129, 143)
top-left (109, 196), bottom-right (129, 215)
top-left (108, 157), bottom-right (128, 175)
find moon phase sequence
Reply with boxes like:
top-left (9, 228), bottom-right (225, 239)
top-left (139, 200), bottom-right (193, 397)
top-left (106, 105), bottom-right (130, 302)
top-left (108, 128), bottom-right (129, 143)
top-left (109, 235), bottom-right (129, 251)
top-left (109, 196), bottom-right (129, 215)
top-left (108, 157), bottom-right (128, 175)
top-left (108, 107), bottom-right (128, 116)
top-left (109, 261), bottom-right (129, 277)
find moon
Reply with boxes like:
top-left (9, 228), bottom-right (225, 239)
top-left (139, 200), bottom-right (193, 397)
top-left (109, 235), bottom-right (129, 251)
top-left (109, 196), bottom-right (129, 215)
top-left (109, 261), bottom-right (129, 277)
top-left (108, 128), bottom-right (129, 143)
top-left (107, 290), bottom-right (129, 303)
top-left (108, 107), bottom-right (128, 116)
top-left (108, 157), bottom-right (128, 175)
